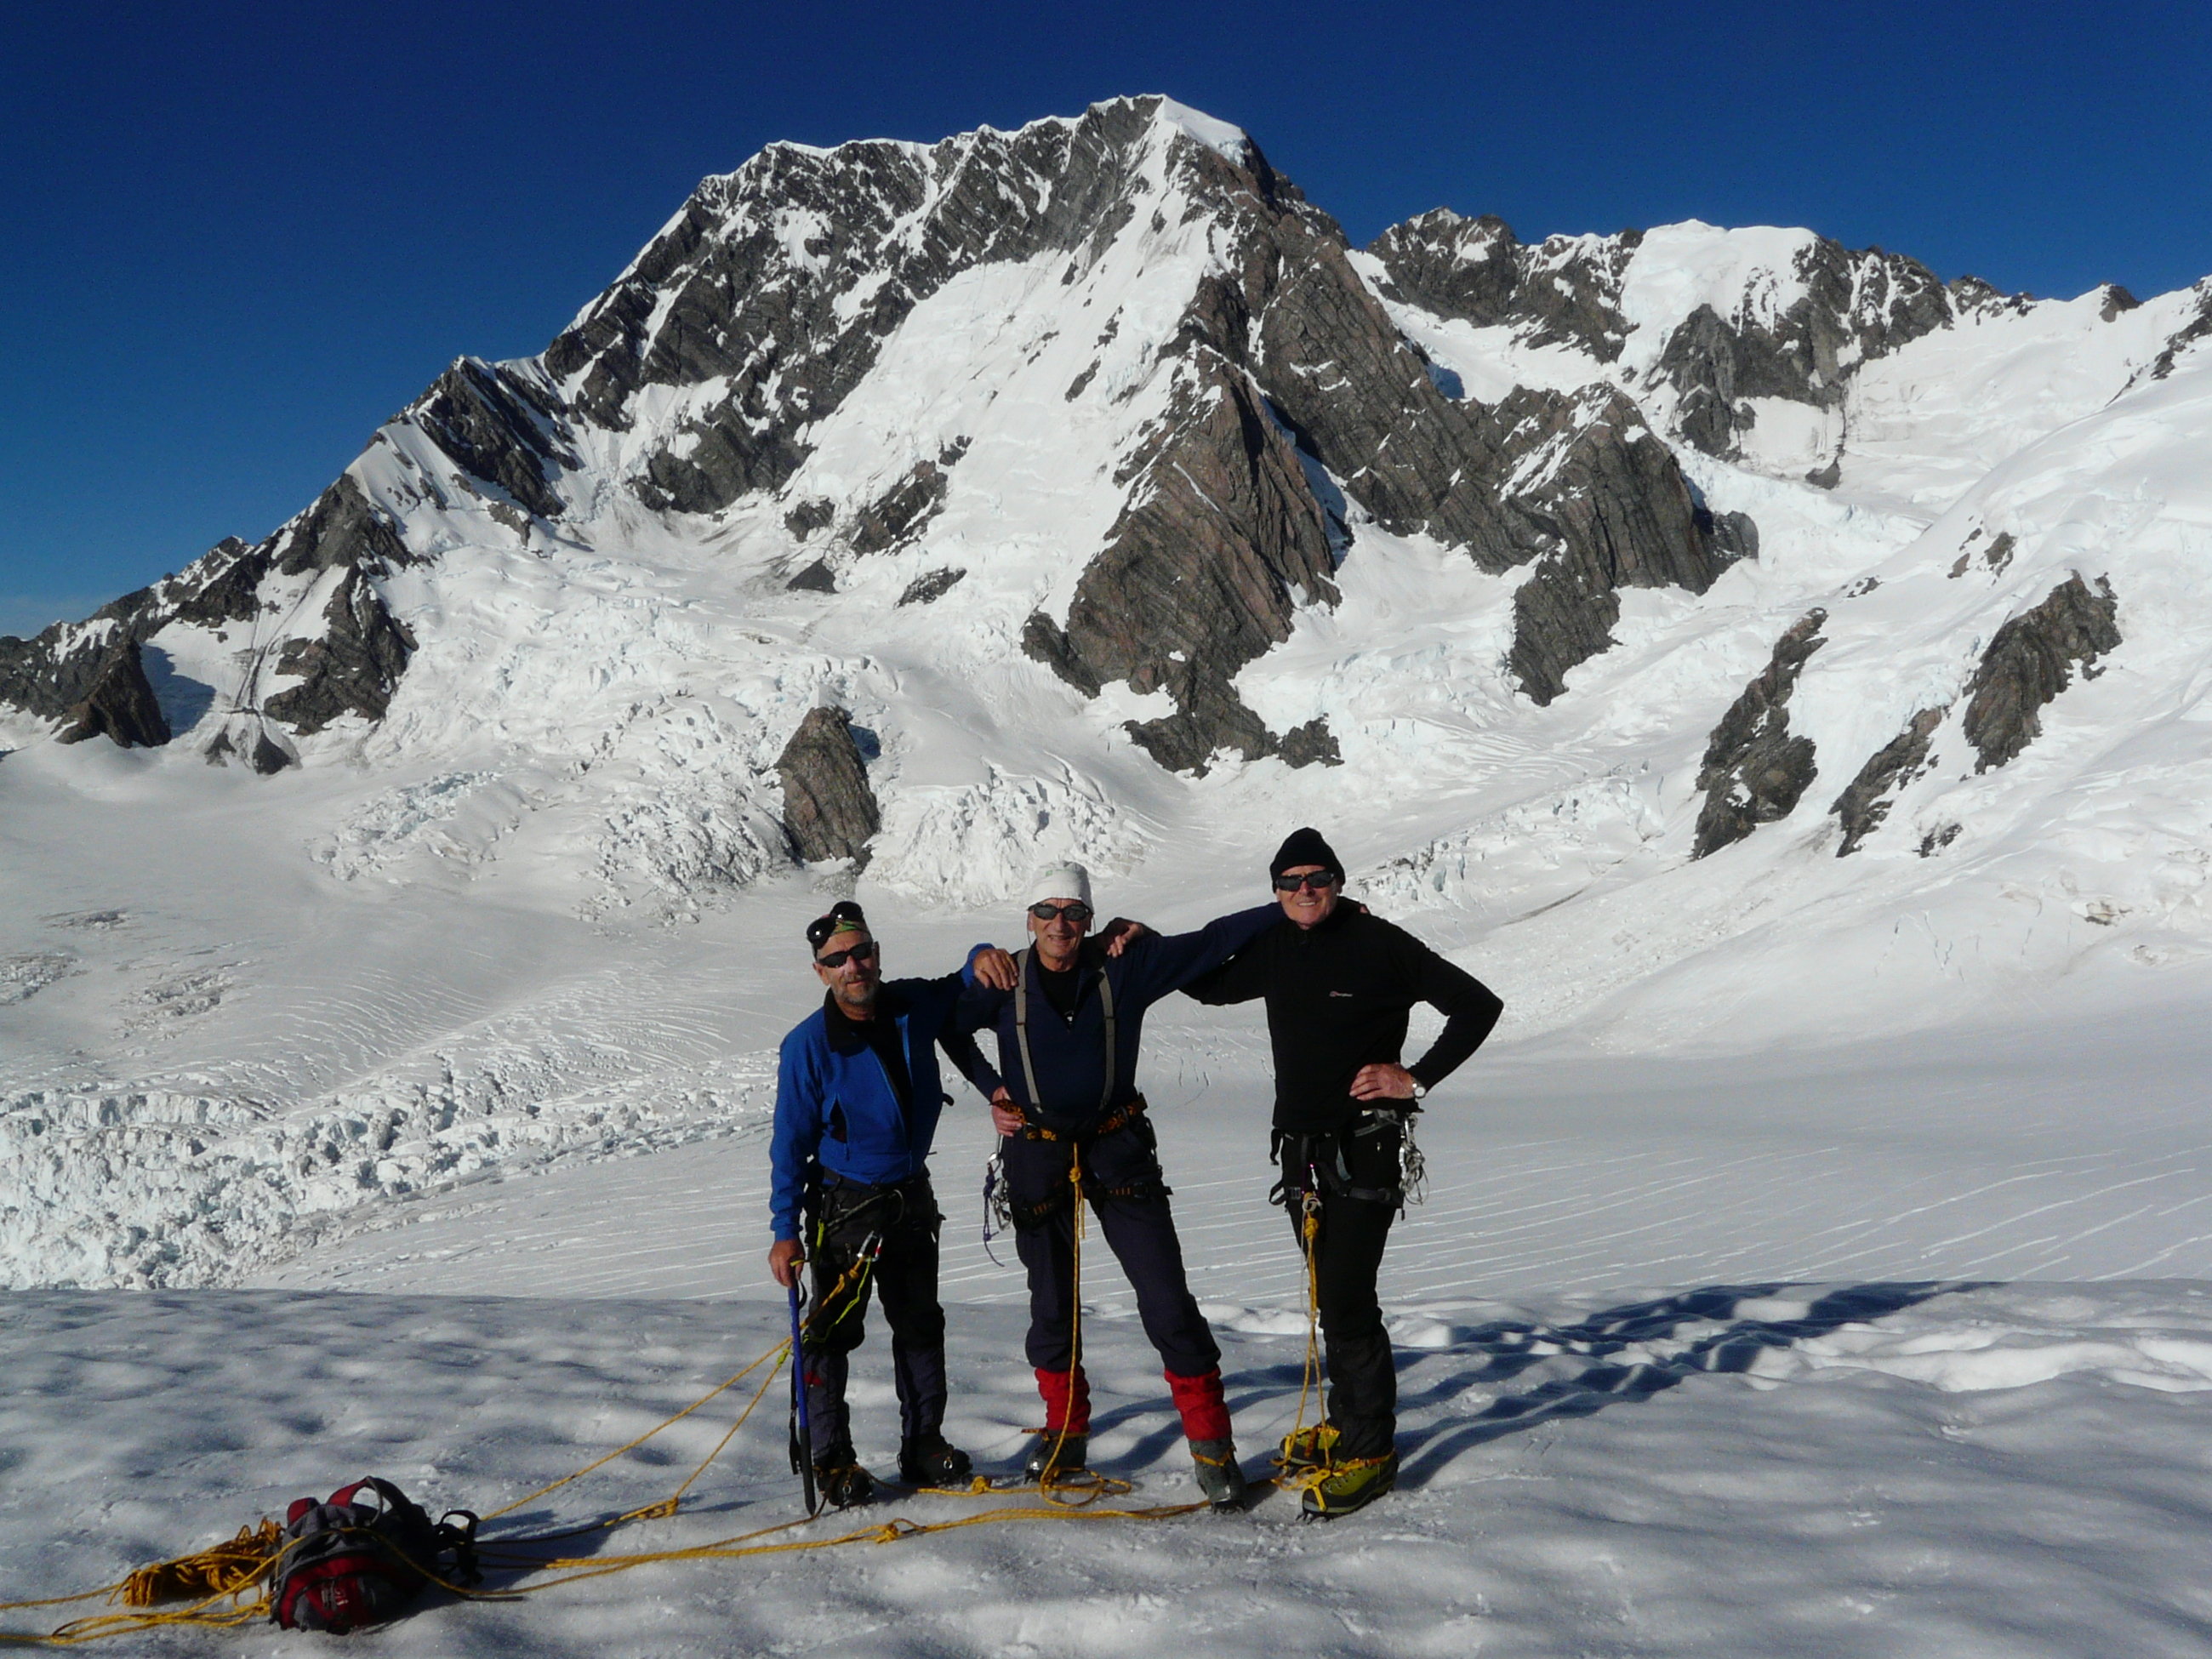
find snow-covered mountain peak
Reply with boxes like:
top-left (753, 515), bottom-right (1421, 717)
top-left (4, 95), bottom-right (2211, 1052)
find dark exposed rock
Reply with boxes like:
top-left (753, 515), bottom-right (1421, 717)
top-left (204, 723), bottom-right (295, 773)
top-left (847, 460), bottom-right (949, 555)
top-left (1365, 211), bottom-right (1637, 362)
top-left (1948, 529), bottom-right (2016, 579)
top-left (1508, 556), bottom-right (1622, 710)
top-left (1692, 610), bottom-right (1827, 858)
top-left (1367, 211), bottom-right (1956, 459)
top-left (262, 569), bottom-right (419, 733)
top-left (786, 559), bottom-right (837, 593)
top-left (2099, 284), bottom-right (2141, 322)
top-left (898, 567), bottom-right (966, 607)
top-left (0, 534), bottom-right (274, 744)
top-left (776, 705), bottom-right (880, 864)
top-left (275, 474), bottom-right (416, 578)
top-left (1831, 704), bottom-right (1947, 856)
top-left (1651, 237), bottom-right (1952, 459)
top-left (168, 539), bottom-right (271, 627)
top-left (992, 127), bottom-right (1753, 748)
top-left (2143, 281), bottom-right (2212, 384)
top-left (784, 498), bottom-right (835, 539)
top-left (411, 359), bottom-right (573, 520)
top-left (1500, 387), bottom-right (1753, 704)
top-left (1918, 823), bottom-right (1961, 857)
top-left (16, 100), bottom-right (1785, 772)
top-left (1961, 573), bottom-right (2121, 772)
top-left (551, 98), bottom-right (1189, 516)
top-left (1023, 338), bottom-right (1337, 774)
top-left (54, 638), bottom-right (170, 749)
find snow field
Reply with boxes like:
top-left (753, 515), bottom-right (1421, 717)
top-left (9, 1279), bottom-right (2212, 1656)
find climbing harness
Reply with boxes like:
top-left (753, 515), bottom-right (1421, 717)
top-left (1269, 1106), bottom-right (1424, 1214)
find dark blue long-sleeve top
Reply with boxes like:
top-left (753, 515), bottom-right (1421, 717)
top-left (769, 970), bottom-right (1002, 1241)
top-left (957, 904), bottom-right (1278, 1135)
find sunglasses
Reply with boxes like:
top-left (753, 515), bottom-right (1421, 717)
top-left (1028, 901), bottom-right (1093, 925)
top-left (1273, 871), bottom-right (1338, 892)
top-left (806, 900), bottom-right (866, 949)
top-left (814, 938), bottom-right (880, 971)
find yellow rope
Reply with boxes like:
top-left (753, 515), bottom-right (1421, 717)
top-left (1272, 1197), bottom-right (1330, 1479)
top-left (119, 1519), bottom-right (283, 1608)
top-left (482, 1340), bottom-right (791, 1524)
top-left (1024, 1145), bottom-right (1135, 1508)
top-left (3, 1176), bottom-right (1226, 1645)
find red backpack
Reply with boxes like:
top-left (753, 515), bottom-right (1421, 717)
top-left (269, 1478), bottom-right (478, 1633)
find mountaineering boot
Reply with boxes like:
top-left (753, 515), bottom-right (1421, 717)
top-left (1276, 1420), bottom-right (1339, 1474)
top-left (898, 1432), bottom-right (973, 1487)
top-left (1297, 1450), bottom-right (1398, 1520)
top-left (812, 1443), bottom-right (875, 1509)
top-left (1023, 1430), bottom-right (1089, 1482)
top-left (1188, 1437), bottom-right (1248, 1512)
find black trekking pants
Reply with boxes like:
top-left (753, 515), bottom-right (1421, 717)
top-left (1005, 1115), bottom-right (1221, 1380)
top-left (1282, 1118), bottom-right (1402, 1461)
top-left (801, 1172), bottom-right (949, 1454)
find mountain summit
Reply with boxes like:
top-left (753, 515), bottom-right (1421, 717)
top-left (7, 96), bottom-right (2212, 1289)
top-left (4, 93), bottom-right (2210, 927)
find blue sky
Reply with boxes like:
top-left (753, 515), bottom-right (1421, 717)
top-left (4, 0), bottom-right (2207, 638)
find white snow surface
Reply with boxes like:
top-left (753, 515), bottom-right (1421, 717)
top-left (9, 102), bottom-right (2212, 1650)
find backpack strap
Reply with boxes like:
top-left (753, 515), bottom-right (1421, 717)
top-left (1096, 967), bottom-right (1115, 1115)
top-left (1012, 947), bottom-right (1116, 1116)
top-left (1012, 948), bottom-right (1044, 1110)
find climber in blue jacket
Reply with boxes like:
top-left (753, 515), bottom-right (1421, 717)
top-left (767, 900), bottom-right (1013, 1506)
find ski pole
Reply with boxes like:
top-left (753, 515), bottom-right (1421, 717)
top-left (788, 1277), bottom-right (818, 1517)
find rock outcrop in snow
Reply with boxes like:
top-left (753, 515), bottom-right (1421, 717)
top-left (777, 705), bottom-right (882, 865)
top-left (1961, 573), bottom-right (2123, 772)
top-left (1692, 610), bottom-right (1827, 859)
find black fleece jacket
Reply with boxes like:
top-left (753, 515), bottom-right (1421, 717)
top-left (1183, 906), bottom-right (1503, 1134)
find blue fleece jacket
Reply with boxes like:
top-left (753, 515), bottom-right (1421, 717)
top-left (957, 905), bottom-right (1279, 1134)
top-left (768, 971), bottom-right (1001, 1241)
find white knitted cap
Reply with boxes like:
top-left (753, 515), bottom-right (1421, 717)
top-left (1024, 861), bottom-right (1093, 909)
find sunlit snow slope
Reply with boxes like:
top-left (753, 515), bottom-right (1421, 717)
top-left (5, 96), bottom-right (2212, 1291)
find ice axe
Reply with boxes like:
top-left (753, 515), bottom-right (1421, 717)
top-left (787, 1277), bottom-right (819, 1517)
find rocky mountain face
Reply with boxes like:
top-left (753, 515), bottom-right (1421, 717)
top-left (1370, 209), bottom-right (1982, 471)
top-left (4, 95), bottom-right (2203, 889)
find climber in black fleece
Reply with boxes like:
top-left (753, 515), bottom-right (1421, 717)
top-left (1183, 826), bottom-right (1502, 1517)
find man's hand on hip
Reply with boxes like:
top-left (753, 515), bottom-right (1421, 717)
top-left (1348, 1063), bottom-right (1419, 1101)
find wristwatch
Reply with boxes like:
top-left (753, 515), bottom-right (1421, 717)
top-left (1409, 1079), bottom-right (1428, 1102)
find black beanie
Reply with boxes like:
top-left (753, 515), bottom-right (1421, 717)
top-left (1270, 827), bottom-right (1344, 883)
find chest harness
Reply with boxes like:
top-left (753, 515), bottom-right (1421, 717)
top-left (983, 949), bottom-right (1166, 1240)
